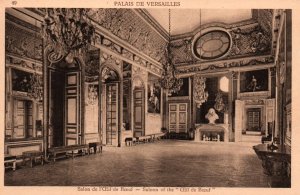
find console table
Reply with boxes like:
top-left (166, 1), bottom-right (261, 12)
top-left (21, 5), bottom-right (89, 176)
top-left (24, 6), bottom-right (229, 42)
top-left (253, 144), bottom-right (291, 187)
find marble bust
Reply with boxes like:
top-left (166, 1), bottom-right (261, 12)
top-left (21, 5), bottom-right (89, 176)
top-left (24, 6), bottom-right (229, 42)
top-left (205, 108), bottom-right (219, 124)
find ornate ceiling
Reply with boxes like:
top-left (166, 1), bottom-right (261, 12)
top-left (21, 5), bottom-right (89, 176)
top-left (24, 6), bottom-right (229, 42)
top-left (145, 9), bottom-right (253, 36)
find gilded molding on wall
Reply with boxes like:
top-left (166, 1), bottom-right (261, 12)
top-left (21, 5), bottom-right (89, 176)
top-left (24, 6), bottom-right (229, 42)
top-left (6, 54), bottom-right (43, 74)
top-left (177, 56), bottom-right (274, 74)
top-left (239, 91), bottom-right (270, 100)
top-left (244, 99), bottom-right (265, 105)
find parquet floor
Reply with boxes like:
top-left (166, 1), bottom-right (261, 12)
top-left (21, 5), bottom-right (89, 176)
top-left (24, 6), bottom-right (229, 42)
top-left (4, 140), bottom-right (269, 187)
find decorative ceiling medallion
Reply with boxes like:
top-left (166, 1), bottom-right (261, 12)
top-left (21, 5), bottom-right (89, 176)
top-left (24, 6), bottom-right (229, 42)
top-left (192, 29), bottom-right (232, 60)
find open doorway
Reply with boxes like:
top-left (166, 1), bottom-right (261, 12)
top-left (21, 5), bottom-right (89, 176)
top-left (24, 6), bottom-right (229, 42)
top-left (246, 108), bottom-right (261, 135)
top-left (101, 67), bottom-right (120, 146)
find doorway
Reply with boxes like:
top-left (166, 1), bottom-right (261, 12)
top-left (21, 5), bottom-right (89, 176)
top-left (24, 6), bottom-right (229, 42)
top-left (106, 83), bottom-right (118, 145)
top-left (247, 108), bottom-right (261, 132)
top-left (133, 88), bottom-right (145, 137)
top-left (49, 70), bottom-right (65, 147)
top-left (102, 66), bottom-right (120, 146)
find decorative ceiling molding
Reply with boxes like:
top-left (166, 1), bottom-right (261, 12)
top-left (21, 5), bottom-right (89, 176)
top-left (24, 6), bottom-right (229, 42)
top-left (135, 9), bottom-right (169, 41)
top-left (6, 13), bottom-right (41, 33)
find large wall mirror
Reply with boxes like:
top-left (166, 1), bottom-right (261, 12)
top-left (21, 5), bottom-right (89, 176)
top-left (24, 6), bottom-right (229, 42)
top-left (122, 62), bottom-right (132, 130)
top-left (84, 49), bottom-right (100, 135)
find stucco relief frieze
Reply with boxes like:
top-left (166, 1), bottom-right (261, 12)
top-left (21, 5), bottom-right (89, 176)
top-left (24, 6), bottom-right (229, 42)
top-left (230, 25), bottom-right (271, 56)
top-left (122, 49), bottom-right (134, 61)
top-left (172, 24), bottom-right (272, 65)
top-left (6, 55), bottom-right (43, 74)
top-left (178, 56), bottom-right (274, 74)
top-left (5, 22), bottom-right (43, 61)
top-left (99, 35), bottom-right (161, 76)
top-left (170, 39), bottom-right (194, 64)
top-left (87, 8), bottom-right (167, 63)
top-left (257, 10), bottom-right (273, 35)
top-left (100, 52), bottom-right (122, 71)
top-left (132, 66), bottom-right (147, 76)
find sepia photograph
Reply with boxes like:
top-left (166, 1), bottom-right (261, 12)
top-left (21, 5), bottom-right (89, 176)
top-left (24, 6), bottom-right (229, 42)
top-left (1, 1), bottom-right (297, 194)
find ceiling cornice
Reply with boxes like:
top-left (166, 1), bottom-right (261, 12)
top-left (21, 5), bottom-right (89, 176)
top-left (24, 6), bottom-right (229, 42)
top-left (135, 9), bottom-right (169, 41)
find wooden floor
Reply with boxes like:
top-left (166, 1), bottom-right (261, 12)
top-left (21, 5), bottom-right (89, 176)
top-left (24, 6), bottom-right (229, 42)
top-left (4, 140), bottom-right (269, 187)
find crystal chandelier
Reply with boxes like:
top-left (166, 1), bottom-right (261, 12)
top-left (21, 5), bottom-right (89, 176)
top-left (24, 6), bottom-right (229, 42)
top-left (160, 9), bottom-right (183, 94)
top-left (193, 9), bottom-right (209, 108)
top-left (193, 75), bottom-right (208, 108)
top-left (43, 8), bottom-right (95, 63)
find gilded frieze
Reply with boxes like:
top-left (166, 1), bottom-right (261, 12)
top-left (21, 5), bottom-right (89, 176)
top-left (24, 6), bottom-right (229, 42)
top-left (5, 22), bottom-right (43, 61)
top-left (87, 8), bottom-right (167, 63)
top-left (178, 56), bottom-right (274, 74)
top-left (6, 55), bottom-right (43, 73)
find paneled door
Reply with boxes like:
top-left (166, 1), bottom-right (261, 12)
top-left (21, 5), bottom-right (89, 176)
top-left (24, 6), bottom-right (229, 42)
top-left (247, 108), bottom-right (261, 131)
top-left (65, 72), bottom-right (81, 146)
top-left (106, 83), bottom-right (118, 145)
top-left (168, 103), bottom-right (188, 133)
top-left (133, 89), bottom-right (144, 137)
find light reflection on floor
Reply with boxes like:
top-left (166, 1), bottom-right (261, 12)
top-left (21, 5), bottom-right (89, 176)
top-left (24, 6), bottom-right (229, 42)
top-left (4, 140), bottom-right (269, 187)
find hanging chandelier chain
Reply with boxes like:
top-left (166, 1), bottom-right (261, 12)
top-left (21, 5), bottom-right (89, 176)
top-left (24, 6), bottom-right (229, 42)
top-left (192, 8), bottom-right (209, 107)
top-left (160, 8), bottom-right (183, 94)
top-left (168, 9), bottom-right (171, 40)
top-left (199, 9), bottom-right (202, 61)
